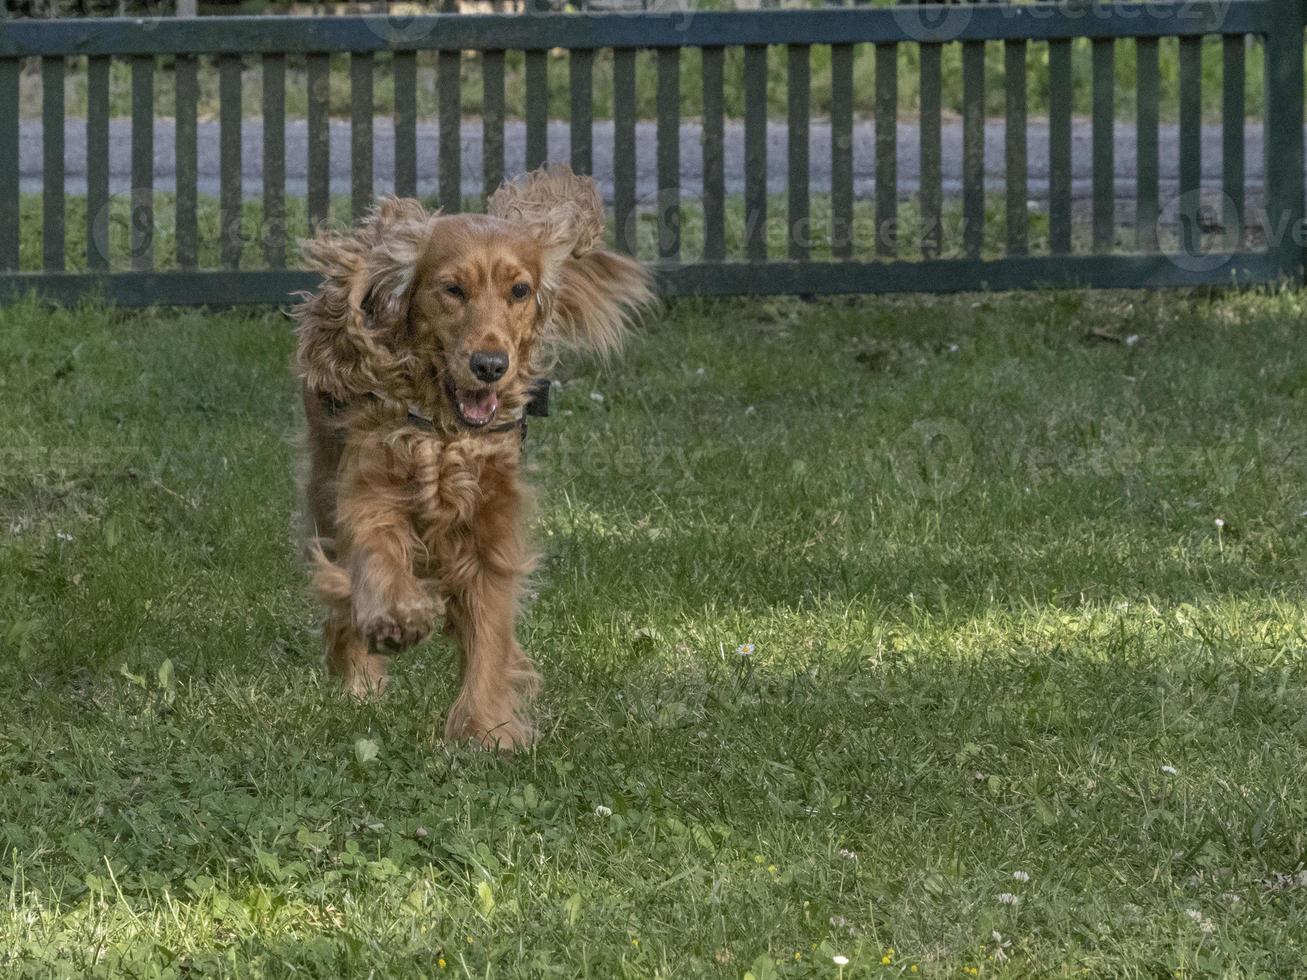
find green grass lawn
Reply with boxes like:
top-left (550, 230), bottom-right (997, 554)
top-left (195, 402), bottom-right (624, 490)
top-left (22, 190), bottom-right (1168, 273)
top-left (4, 287), bottom-right (1307, 976)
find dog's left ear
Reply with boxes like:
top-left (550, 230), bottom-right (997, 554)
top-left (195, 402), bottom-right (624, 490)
top-left (490, 165), bottom-right (655, 358)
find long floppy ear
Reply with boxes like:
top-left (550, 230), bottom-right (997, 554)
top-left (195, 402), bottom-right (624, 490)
top-left (293, 197), bottom-right (435, 399)
top-left (489, 165), bottom-right (655, 358)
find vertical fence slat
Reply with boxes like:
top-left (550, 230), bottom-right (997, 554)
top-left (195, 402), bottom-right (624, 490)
top-left (86, 56), bottom-right (110, 271)
top-left (394, 50), bottom-right (417, 198)
top-left (1221, 36), bottom-right (1245, 249)
top-left (787, 45), bottom-right (810, 262)
top-left (1092, 38), bottom-right (1115, 252)
top-left (1004, 40), bottom-right (1027, 256)
top-left (920, 41), bottom-right (942, 259)
top-left (263, 53), bottom-right (286, 269)
top-left (350, 52), bottom-right (373, 222)
top-left (962, 40), bottom-right (984, 259)
top-left (744, 44), bottom-right (768, 262)
top-left (439, 49), bottom-right (462, 213)
top-left (42, 57), bottom-right (65, 272)
top-left (175, 54), bottom-right (198, 270)
top-left (1048, 39), bottom-right (1072, 255)
top-left (478, 53), bottom-right (501, 201)
top-left (831, 43), bottom-right (853, 260)
top-left (569, 49), bottom-right (593, 175)
top-left (702, 46), bottom-right (725, 262)
top-left (219, 53), bottom-right (242, 269)
top-left (131, 55), bottom-right (153, 272)
top-left (874, 42), bottom-right (896, 259)
top-left (0, 59), bottom-right (16, 270)
top-left (1264, 0), bottom-right (1304, 278)
top-left (307, 52), bottom-right (330, 233)
top-left (483, 50), bottom-right (505, 197)
top-left (525, 49), bottom-right (548, 172)
top-left (1178, 36), bottom-right (1202, 256)
top-left (613, 47), bottom-right (637, 255)
top-left (1136, 37), bottom-right (1159, 251)
top-left (657, 46), bottom-right (681, 261)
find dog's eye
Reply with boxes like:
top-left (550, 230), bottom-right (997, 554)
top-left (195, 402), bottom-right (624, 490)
top-left (443, 283), bottom-right (465, 301)
top-left (510, 282), bottom-right (531, 302)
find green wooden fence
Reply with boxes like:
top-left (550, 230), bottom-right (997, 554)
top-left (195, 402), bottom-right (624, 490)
top-left (0, 0), bottom-right (1301, 305)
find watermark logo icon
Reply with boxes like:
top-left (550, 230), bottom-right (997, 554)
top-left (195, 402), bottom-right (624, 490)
top-left (1160, 187), bottom-right (1240, 274)
top-left (892, 1), bottom-right (973, 43)
top-left (890, 417), bottom-right (974, 500)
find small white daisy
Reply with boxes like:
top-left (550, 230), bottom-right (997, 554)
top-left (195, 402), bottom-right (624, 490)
top-left (832, 955), bottom-right (849, 966)
top-left (736, 643), bottom-right (755, 657)
top-left (1214, 518), bottom-right (1225, 529)
top-left (594, 805), bottom-right (613, 817)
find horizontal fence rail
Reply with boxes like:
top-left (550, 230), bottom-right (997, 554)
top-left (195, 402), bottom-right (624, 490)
top-left (0, 1), bottom-right (1301, 307)
top-left (0, 4), bottom-right (1269, 53)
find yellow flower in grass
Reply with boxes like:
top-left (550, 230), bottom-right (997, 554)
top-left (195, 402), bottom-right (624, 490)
top-left (438, 959), bottom-right (446, 970)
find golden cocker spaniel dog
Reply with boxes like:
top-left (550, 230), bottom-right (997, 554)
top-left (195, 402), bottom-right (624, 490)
top-left (293, 165), bottom-right (653, 749)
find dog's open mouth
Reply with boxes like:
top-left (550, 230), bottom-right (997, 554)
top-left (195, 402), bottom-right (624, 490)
top-left (444, 377), bottom-right (500, 428)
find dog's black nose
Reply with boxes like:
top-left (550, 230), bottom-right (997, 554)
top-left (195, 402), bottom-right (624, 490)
top-left (469, 350), bottom-right (509, 383)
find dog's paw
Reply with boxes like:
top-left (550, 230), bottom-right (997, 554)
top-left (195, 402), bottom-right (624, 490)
top-left (358, 596), bottom-right (439, 654)
top-left (447, 715), bottom-right (537, 752)
top-left (340, 667), bottom-right (388, 700)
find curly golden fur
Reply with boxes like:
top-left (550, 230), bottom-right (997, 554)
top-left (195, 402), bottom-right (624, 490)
top-left (293, 166), bottom-right (653, 749)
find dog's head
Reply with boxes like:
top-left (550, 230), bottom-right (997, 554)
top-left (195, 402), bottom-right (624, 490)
top-left (294, 166), bottom-right (654, 430)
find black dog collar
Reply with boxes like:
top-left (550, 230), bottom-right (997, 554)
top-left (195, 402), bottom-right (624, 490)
top-left (320, 378), bottom-right (551, 443)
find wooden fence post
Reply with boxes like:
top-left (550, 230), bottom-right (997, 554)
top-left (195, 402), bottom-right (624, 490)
top-left (1264, 0), bottom-right (1305, 281)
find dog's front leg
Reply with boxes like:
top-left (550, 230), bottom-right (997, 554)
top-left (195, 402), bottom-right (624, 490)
top-left (327, 451), bottom-right (439, 697)
top-left (444, 567), bottom-right (539, 750)
top-left (442, 480), bottom-right (540, 750)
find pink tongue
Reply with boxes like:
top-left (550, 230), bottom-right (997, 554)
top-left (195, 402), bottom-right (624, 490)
top-left (460, 391), bottom-right (499, 423)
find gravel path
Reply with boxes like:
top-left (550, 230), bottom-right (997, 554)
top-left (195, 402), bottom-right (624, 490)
top-left (21, 117), bottom-right (1279, 211)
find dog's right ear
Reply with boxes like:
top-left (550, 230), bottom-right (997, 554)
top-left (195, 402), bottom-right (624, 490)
top-left (293, 198), bottom-right (434, 399)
